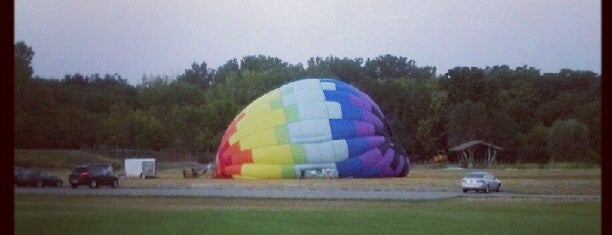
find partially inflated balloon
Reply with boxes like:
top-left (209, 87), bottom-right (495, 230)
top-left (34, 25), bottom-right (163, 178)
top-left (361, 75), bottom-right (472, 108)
top-left (215, 78), bottom-right (410, 179)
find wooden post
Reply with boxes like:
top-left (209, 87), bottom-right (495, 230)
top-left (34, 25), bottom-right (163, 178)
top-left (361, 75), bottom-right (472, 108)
top-left (492, 149), bottom-right (497, 167)
top-left (461, 151), bottom-right (469, 168)
top-left (487, 146), bottom-right (492, 167)
top-left (458, 155), bottom-right (461, 168)
top-left (467, 149), bottom-right (474, 169)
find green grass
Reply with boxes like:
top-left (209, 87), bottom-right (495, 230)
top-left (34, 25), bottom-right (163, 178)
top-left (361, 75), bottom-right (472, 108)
top-left (14, 195), bottom-right (600, 235)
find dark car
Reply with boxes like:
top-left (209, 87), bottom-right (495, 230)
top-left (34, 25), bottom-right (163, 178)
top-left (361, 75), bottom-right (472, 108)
top-left (15, 168), bottom-right (64, 187)
top-left (14, 167), bottom-right (25, 183)
top-left (69, 164), bottom-right (118, 189)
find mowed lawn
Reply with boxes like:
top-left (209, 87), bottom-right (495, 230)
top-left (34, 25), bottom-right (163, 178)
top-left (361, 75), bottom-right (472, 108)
top-left (15, 195), bottom-right (600, 235)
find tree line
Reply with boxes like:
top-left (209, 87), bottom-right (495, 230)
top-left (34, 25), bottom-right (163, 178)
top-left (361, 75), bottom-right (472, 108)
top-left (14, 42), bottom-right (600, 164)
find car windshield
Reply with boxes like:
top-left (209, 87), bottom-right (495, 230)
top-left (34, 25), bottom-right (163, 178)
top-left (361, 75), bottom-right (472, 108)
top-left (93, 167), bottom-right (105, 174)
top-left (466, 173), bottom-right (485, 178)
top-left (71, 167), bottom-right (87, 174)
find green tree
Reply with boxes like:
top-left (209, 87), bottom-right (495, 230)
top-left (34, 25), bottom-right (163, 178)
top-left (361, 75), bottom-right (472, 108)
top-left (447, 101), bottom-right (487, 147)
top-left (165, 105), bottom-right (208, 161)
top-left (15, 79), bottom-right (63, 148)
top-left (14, 41), bottom-right (34, 95)
top-left (131, 109), bottom-right (165, 150)
top-left (177, 61), bottom-right (211, 88)
top-left (547, 119), bottom-right (589, 163)
top-left (240, 55), bottom-right (289, 73)
top-left (197, 98), bottom-right (240, 160)
top-left (442, 67), bottom-right (497, 106)
top-left (535, 92), bottom-right (581, 127)
top-left (364, 54), bottom-right (428, 79)
top-left (306, 56), bottom-right (364, 83)
top-left (517, 124), bottom-right (549, 164)
top-left (103, 103), bottom-right (136, 155)
top-left (14, 42), bottom-right (35, 141)
top-left (416, 88), bottom-right (449, 157)
top-left (574, 100), bottom-right (601, 161)
top-left (212, 58), bottom-right (239, 84)
top-left (507, 76), bottom-right (540, 132)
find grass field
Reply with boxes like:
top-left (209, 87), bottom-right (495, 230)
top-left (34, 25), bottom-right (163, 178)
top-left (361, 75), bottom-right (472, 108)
top-left (14, 194), bottom-right (600, 235)
top-left (14, 150), bottom-right (601, 234)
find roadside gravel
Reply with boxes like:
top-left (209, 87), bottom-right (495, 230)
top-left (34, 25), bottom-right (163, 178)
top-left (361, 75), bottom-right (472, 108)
top-left (14, 185), bottom-right (600, 201)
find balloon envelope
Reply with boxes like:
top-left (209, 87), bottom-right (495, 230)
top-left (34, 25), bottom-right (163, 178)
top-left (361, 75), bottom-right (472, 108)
top-left (215, 78), bottom-right (410, 179)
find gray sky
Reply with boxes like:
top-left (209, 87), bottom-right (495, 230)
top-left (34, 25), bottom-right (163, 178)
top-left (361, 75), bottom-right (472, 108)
top-left (15, 0), bottom-right (601, 85)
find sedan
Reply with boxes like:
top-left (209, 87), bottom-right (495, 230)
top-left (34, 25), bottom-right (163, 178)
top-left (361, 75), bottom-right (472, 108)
top-left (461, 171), bottom-right (501, 193)
top-left (15, 168), bottom-right (64, 187)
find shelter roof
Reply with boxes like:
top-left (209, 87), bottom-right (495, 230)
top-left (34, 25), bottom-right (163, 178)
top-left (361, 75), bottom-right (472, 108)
top-left (448, 140), bottom-right (503, 152)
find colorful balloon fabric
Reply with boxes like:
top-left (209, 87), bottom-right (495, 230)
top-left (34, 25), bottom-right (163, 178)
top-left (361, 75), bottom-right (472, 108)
top-left (215, 78), bottom-right (410, 179)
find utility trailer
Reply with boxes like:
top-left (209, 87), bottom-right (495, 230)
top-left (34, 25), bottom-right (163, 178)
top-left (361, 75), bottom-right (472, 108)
top-left (124, 158), bottom-right (156, 179)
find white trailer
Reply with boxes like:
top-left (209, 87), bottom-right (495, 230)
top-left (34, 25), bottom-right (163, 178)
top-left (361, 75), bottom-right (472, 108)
top-left (124, 158), bottom-right (156, 178)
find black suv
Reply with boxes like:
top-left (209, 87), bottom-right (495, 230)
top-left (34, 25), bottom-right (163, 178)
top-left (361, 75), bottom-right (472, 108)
top-left (69, 164), bottom-right (118, 189)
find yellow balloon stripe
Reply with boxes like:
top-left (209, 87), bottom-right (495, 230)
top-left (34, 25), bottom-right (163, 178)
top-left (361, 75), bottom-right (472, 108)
top-left (231, 175), bottom-right (258, 180)
top-left (238, 164), bottom-right (296, 179)
top-left (242, 89), bottom-right (281, 113)
top-left (239, 128), bottom-right (278, 150)
top-left (252, 145), bottom-right (294, 164)
top-left (230, 108), bottom-right (286, 145)
top-left (237, 90), bottom-right (281, 128)
top-left (241, 164), bottom-right (282, 179)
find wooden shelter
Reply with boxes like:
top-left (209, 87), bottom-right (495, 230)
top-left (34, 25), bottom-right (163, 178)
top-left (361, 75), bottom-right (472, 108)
top-left (448, 140), bottom-right (503, 168)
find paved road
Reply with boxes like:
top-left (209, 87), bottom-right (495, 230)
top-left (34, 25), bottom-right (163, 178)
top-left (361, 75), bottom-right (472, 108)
top-left (14, 185), bottom-right (600, 201)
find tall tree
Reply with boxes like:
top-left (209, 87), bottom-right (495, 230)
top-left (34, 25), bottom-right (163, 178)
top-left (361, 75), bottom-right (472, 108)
top-left (212, 58), bottom-right (239, 84)
top-left (177, 61), bottom-right (211, 88)
top-left (14, 42), bottom-right (36, 140)
top-left (417, 85), bottom-right (449, 157)
top-left (442, 67), bottom-right (495, 105)
top-left (507, 76), bottom-right (540, 132)
top-left (447, 101), bottom-right (488, 147)
top-left (306, 56), bottom-right (364, 83)
top-left (103, 103), bottom-right (135, 154)
top-left (14, 41), bottom-right (34, 91)
top-left (517, 124), bottom-right (549, 163)
top-left (547, 119), bottom-right (589, 163)
top-left (365, 54), bottom-right (414, 79)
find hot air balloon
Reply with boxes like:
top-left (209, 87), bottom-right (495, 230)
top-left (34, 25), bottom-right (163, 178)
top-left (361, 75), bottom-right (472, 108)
top-left (215, 78), bottom-right (410, 179)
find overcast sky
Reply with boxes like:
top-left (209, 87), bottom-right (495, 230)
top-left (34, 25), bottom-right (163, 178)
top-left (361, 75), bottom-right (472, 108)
top-left (15, 0), bottom-right (601, 85)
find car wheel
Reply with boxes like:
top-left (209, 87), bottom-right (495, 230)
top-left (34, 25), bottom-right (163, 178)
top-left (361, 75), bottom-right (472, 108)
top-left (462, 189), bottom-right (467, 193)
top-left (89, 179), bottom-right (98, 188)
top-left (496, 184), bottom-right (501, 192)
top-left (111, 179), bottom-right (118, 188)
top-left (37, 181), bottom-right (44, 188)
top-left (71, 183), bottom-right (78, 189)
top-left (484, 185), bottom-right (490, 193)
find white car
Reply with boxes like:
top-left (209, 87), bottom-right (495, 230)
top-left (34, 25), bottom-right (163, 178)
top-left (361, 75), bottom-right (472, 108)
top-left (461, 171), bottom-right (501, 193)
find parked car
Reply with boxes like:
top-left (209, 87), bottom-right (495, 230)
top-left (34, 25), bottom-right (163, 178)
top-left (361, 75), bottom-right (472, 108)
top-left (14, 166), bottom-right (25, 184)
top-left (461, 171), bottom-right (501, 193)
top-left (69, 164), bottom-right (118, 189)
top-left (15, 168), bottom-right (64, 187)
